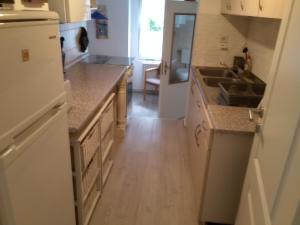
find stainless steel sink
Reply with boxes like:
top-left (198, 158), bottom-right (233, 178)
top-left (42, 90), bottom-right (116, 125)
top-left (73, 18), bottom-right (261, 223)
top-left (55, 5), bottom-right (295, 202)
top-left (203, 77), bottom-right (235, 87)
top-left (218, 82), bottom-right (266, 107)
top-left (198, 67), bottom-right (236, 78)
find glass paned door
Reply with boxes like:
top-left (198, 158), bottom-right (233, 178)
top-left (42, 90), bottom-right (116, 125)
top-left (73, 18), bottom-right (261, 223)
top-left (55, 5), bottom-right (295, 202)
top-left (169, 14), bottom-right (196, 84)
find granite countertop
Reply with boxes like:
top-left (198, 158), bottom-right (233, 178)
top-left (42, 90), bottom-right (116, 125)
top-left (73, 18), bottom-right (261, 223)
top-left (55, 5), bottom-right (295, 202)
top-left (65, 62), bottom-right (128, 134)
top-left (207, 105), bottom-right (256, 133)
top-left (82, 55), bottom-right (134, 66)
top-left (192, 66), bottom-right (257, 133)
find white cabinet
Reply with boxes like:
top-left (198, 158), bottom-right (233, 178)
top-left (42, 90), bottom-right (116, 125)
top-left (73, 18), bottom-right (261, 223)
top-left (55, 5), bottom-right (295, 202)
top-left (242, 0), bottom-right (260, 17)
top-left (48, 0), bottom-right (91, 23)
top-left (257, 0), bottom-right (284, 19)
top-left (221, 0), bottom-right (283, 19)
top-left (221, 0), bottom-right (231, 14)
top-left (186, 79), bottom-right (213, 211)
top-left (186, 76), bottom-right (254, 224)
top-left (224, 0), bottom-right (260, 16)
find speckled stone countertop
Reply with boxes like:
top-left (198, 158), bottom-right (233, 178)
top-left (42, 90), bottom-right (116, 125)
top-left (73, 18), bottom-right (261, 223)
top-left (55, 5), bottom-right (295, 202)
top-left (192, 66), bottom-right (257, 133)
top-left (65, 62), bottom-right (128, 134)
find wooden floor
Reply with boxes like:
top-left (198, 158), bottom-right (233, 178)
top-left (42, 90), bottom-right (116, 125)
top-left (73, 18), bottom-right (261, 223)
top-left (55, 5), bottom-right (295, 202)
top-left (90, 94), bottom-right (198, 225)
top-left (127, 93), bottom-right (159, 118)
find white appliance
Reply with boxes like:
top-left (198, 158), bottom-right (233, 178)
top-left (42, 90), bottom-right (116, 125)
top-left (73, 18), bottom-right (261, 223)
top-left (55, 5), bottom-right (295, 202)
top-left (0, 0), bottom-right (49, 11)
top-left (0, 11), bottom-right (75, 225)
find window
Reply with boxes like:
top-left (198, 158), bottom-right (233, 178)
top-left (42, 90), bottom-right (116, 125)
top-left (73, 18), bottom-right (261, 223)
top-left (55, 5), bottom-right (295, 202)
top-left (139, 0), bottom-right (165, 60)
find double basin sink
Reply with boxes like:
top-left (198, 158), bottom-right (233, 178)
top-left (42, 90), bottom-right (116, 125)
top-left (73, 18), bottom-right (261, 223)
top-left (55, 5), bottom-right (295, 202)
top-left (198, 67), bottom-right (266, 107)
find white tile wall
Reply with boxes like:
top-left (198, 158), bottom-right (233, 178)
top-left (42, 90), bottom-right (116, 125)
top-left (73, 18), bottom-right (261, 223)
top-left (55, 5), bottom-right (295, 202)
top-left (192, 13), bottom-right (281, 83)
top-left (192, 14), bottom-right (249, 67)
top-left (60, 22), bottom-right (88, 67)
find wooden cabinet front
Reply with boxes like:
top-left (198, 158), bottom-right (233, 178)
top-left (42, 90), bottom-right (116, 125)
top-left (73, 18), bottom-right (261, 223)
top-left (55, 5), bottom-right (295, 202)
top-left (221, 0), bottom-right (283, 18)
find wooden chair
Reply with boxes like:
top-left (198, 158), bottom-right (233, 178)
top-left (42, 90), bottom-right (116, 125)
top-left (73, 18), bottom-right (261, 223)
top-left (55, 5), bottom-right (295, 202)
top-left (143, 64), bottom-right (161, 100)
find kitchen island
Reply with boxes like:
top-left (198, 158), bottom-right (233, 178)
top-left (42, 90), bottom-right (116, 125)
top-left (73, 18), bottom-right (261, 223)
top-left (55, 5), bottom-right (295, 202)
top-left (65, 59), bottom-right (133, 225)
top-left (66, 63), bottom-right (130, 135)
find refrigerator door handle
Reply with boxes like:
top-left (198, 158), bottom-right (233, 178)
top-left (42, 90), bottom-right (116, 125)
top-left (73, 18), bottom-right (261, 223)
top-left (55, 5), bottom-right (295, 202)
top-left (0, 104), bottom-right (66, 169)
top-left (0, 145), bottom-right (17, 169)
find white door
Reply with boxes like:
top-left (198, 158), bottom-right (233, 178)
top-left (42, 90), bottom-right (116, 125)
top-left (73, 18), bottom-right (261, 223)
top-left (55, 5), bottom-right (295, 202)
top-left (159, 0), bottom-right (197, 119)
top-left (235, 0), bottom-right (300, 224)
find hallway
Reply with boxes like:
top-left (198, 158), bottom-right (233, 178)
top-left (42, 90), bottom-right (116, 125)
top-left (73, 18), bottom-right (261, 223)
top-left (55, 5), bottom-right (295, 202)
top-left (90, 107), bottom-right (198, 225)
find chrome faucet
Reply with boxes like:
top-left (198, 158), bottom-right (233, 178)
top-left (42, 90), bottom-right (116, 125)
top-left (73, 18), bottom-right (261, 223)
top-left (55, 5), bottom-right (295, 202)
top-left (220, 61), bottom-right (239, 79)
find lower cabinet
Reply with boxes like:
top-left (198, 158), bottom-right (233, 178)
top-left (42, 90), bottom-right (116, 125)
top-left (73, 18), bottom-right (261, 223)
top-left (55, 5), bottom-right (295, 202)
top-left (186, 78), bottom-right (254, 224)
top-left (187, 79), bottom-right (212, 211)
top-left (70, 93), bottom-right (116, 225)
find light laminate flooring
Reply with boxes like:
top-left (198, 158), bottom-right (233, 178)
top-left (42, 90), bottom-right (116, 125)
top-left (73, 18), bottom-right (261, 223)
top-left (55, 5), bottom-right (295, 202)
top-left (127, 93), bottom-right (159, 118)
top-left (89, 116), bottom-right (199, 225)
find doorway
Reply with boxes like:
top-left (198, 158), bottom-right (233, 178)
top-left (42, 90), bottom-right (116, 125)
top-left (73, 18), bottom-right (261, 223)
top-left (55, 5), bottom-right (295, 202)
top-left (159, 0), bottom-right (197, 119)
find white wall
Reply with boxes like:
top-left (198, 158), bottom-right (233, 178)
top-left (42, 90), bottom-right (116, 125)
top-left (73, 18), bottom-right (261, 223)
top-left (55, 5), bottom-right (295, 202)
top-left (192, 0), bottom-right (281, 83)
top-left (198, 0), bottom-right (222, 14)
top-left (192, 0), bottom-right (249, 67)
top-left (129, 0), bottom-right (140, 58)
top-left (87, 0), bottom-right (130, 57)
top-left (246, 18), bottom-right (281, 82)
top-left (60, 21), bottom-right (88, 67)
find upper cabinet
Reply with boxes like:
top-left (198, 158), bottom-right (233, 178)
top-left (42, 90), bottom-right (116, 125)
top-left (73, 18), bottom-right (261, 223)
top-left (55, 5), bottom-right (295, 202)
top-left (221, 0), bottom-right (284, 19)
top-left (48, 0), bottom-right (91, 23)
top-left (257, 0), bottom-right (284, 19)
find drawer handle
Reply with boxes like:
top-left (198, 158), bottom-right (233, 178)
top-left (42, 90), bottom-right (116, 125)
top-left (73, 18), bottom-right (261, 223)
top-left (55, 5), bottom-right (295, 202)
top-left (191, 81), bottom-right (195, 96)
top-left (227, 1), bottom-right (232, 10)
top-left (194, 124), bottom-right (202, 147)
top-left (196, 100), bottom-right (201, 109)
top-left (259, 0), bottom-right (263, 10)
top-left (201, 121), bottom-right (208, 131)
top-left (240, 1), bottom-right (244, 10)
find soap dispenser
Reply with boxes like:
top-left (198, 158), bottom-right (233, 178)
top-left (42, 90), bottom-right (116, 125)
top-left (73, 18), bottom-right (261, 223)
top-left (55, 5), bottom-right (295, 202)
top-left (243, 47), bottom-right (252, 75)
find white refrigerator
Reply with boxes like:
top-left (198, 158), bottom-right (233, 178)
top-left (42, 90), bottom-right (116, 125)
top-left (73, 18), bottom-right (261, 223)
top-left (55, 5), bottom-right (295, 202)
top-left (0, 11), bottom-right (76, 225)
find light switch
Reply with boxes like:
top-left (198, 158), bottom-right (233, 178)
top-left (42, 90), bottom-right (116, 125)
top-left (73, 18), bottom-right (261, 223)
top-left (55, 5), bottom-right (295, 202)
top-left (220, 35), bottom-right (229, 51)
top-left (22, 49), bottom-right (30, 62)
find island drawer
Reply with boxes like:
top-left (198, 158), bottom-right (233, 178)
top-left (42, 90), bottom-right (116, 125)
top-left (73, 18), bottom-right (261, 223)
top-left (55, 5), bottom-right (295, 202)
top-left (100, 100), bottom-right (114, 139)
top-left (82, 154), bottom-right (100, 197)
top-left (101, 125), bottom-right (114, 164)
top-left (80, 124), bottom-right (100, 170)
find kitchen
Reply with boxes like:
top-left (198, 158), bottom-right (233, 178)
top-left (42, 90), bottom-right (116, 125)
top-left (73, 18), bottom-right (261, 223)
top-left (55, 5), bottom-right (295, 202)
top-left (0, 1), bottom-right (299, 225)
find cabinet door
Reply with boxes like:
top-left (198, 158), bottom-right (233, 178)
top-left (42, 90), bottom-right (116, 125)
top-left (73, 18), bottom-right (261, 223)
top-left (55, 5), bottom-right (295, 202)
top-left (221, 0), bottom-right (231, 14)
top-left (187, 80), bottom-right (196, 139)
top-left (231, 0), bottom-right (244, 15)
top-left (222, 0), bottom-right (244, 16)
top-left (191, 112), bottom-right (211, 214)
top-left (258, 0), bottom-right (284, 19)
top-left (188, 83), bottom-right (211, 213)
top-left (243, 0), bottom-right (259, 16)
top-left (49, 0), bottom-right (90, 23)
top-left (67, 0), bottom-right (91, 23)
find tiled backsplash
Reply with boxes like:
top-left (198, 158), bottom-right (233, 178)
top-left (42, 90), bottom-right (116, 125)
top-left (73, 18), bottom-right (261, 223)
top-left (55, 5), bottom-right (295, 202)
top-left (192, 2), bottom-right (281, 83)
top-left (60, 22), bottom-right (88, 67)
top-left (192, 14), bottom-right (249, 67)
